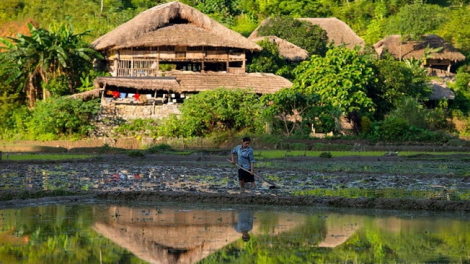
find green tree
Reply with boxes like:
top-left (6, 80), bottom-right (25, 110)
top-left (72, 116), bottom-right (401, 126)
top-left (292, 46), bottom-right (376, 134)
top-left (25, 97), bottom-right (100, 140)
top-left (0, 22), bottom-right (100, 107)
top-left (371, 55), bottom-right (431, 120)
top-left (159, 88), bottom-right (263, 137)
top-left (386, 4), bottom-right (447, 38)
top-left (246, 39), bottom-right (293, 79)
top-left (448, 66), bottom-right (470, 115)
top-left (256, 16), bottom-right (329, 57)
top-left (437, 6), bottom-right (470, 53)
top-left (0, 0), bottom-right (23, 23)
top-left (260, 88), bottom-right (320, 136)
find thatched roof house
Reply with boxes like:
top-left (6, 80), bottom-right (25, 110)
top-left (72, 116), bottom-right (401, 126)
top-left (373, 35), bottom-right (466, 75)
top-left (92, 1), bottom-right (260, 52)
top-left (249, 36), bottom-right (308, 62)
top-left (88, 1), bottom-right (294, 120)
top-left (92, 1), bottom-right (261, 75)
top-left (249, 17), bottom-right (364, 50)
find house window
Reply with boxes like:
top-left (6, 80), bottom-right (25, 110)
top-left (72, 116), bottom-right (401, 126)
top-left (188, 46), bottom-right (203, 51)
top-left (117, 59), bottom-right (158, 77)
top-left (160, 46), bottom-right (175, 51)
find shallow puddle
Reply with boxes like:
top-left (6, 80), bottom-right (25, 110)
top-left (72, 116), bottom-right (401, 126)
top-left (0, 201), bottom-right (469, 263)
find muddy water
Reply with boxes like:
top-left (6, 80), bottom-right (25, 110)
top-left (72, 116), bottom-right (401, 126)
top-left (0, 202), bottom-right (469, 264)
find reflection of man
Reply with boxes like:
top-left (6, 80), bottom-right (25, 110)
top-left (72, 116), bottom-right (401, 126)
top-left (234, 210), bottom-right (254, 242)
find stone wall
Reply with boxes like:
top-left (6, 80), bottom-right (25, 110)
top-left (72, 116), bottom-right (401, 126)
top-left (105, 103), bottom-right (181, 120)
top-left (89, 103), bottom-right (181, 140)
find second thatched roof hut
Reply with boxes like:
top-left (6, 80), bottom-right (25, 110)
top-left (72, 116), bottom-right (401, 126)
top-left (249, 17), bottom-right (364, 51)
top-left (249, 36), bottom-right (308, 62)
top-left (374, 35), bottom-right (466, 75)
top-left (297, 18), bottom-right (365, 49)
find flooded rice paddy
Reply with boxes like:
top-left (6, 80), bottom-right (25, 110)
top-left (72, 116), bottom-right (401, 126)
top-left (1, 153), bottom-right (470, 263)
top-left (0, 201), bottom-right (469, 264)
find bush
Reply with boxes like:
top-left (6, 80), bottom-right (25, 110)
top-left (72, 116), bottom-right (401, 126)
top-left (147, 143), bottom-right (173, 153)
top-left (361, 116), bottom-right (372, 134)
top-left (368, 117), bottom-right (452, 142)
top-left (388, 97), bottom-right (427, 129)
top-left (127, 150), bottom-right (145, 157)
top-left (158, 88), bottom-right (263, 137)
top-left (319, 152), bottom-right (332, 158)
top-left (1, 97), bottom-right (100, 140)
top-left (114, 118), bottom-right (160, 138)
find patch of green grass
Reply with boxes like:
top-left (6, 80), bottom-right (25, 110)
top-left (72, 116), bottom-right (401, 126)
top-left (3, 153), bottom-right (94, 161)
top-left (255, 150), bottom-right (469, 160)
top-left (0, 190), bottom-right (78, 201)
top-left (293, 188), bottom-right (470, 201)
top-left (147, 143), bottom-right (173, 153)
top-left (127, 150), bottom-right (145, 157)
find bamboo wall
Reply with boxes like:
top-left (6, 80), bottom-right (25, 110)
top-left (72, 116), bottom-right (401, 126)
top-left (108, 46), bottom-right (246, 77)
top-left (111, 47), bottom-right (245, 61)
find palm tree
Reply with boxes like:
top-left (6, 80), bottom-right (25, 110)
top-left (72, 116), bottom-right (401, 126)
top-left (0, 22), bottom-right (100, 107)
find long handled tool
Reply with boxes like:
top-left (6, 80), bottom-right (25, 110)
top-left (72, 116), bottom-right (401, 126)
top-left (227, 160), bottom-right (279, 189)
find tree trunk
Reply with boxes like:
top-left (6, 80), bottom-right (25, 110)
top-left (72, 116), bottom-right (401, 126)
top-left (28, 75), bottom-right (36, 108)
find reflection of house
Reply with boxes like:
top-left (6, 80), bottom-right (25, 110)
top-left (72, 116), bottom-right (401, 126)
top-left (88, 1), bottom-right (292, 120)
top-left (249, 17), bottom-right (365, 50)
top-left (373, 35), bottom-right (466, 76)
top-left (92, 206), bottom-right (305, 264)
top-left (317, 213), bottom-right (362, 248)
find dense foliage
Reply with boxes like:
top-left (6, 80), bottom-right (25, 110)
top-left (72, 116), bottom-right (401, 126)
top-left (246, 39), bottom-right (291, 78)
top-left (0, 0), bottom-right (470, 141)
top-left (0, 97), bottom-right (100, 140)
top-left (0, 22), bottom-right (100, 107)
top-left (256, 16), bottom-right (329, 57)
top-left (292, 47), bottom-right (377, 134)
top-left (158, 88), bottom-right (263, 137)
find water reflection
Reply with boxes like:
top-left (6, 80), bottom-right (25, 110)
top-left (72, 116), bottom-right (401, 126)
top-left (92, 205), bottom-right (303, 264)
top-left (233, 209), bottom-right (254, 242)
top-left (0, 203), bottom-right (469, 263)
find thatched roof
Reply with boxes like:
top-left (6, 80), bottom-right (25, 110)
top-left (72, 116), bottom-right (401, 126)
top-left (94, 76), bottom-right (180, 91)
top-left (94, 71), bottom-right (292, 94)
top-left (92, 1), bottom-right (261, 51)
top-left (250, 36), bottom-right (308, 62)
top-left (429, 79), bottom-right (455, 100)
top-left (374, 35), bottom-right (466, 62)
top-left (69, 89), bottom-right (102, 100)
top-left (249, 17), bottom-right (364, 49)
top-left (298, 18), bottom-right (365, 49)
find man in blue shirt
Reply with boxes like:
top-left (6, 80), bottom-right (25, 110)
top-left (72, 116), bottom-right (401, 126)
top-left (231, 137), bottom-right (256, 190)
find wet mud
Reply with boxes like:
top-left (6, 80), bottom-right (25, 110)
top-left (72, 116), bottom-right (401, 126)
top-left (1, 153), bottom-right (470, 211)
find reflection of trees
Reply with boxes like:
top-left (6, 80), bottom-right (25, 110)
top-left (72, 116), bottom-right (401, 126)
top-left (199, 212), bottom-right (470, 264)
top-left (0, 204), bottom-right (134, 263)
top-left (1, 204), bottom-right (470, 263)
